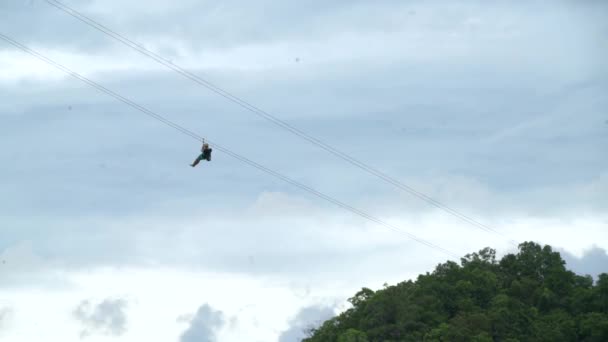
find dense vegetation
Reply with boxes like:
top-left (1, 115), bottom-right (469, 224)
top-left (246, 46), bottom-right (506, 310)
top-left (304, 242), bottom-right (608, 342)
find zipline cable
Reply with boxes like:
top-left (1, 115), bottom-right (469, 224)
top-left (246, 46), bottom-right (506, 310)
top-left (43, 0), bottom-right (514, 244)
top-left (0, 32), bottom-right (460, 259)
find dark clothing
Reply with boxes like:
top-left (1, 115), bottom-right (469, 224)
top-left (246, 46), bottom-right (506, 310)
top-left (191, 147), bottom-right (212, 167)
top-left (201, 148), bottom-right (212, 161)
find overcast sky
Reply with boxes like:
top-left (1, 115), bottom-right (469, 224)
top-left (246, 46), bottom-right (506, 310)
top-left (1, 0), bottom-right (607, 341)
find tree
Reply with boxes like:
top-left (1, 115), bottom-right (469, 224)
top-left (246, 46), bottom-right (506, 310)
top-left (306, 242), bottom-right (606, 342)
top-left (337, 329), bottom-right (368, 342)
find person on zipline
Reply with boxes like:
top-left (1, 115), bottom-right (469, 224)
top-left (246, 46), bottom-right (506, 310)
top-left (190, 141), bottom-right (212, 167)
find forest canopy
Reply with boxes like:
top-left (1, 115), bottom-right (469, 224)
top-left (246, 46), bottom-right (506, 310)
top-left (304, 242), bottom-right (608, 342)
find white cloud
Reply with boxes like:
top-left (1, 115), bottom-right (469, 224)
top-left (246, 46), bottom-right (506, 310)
top-left (0, 266), bottom-right (349, 342)
top-left (0, 307), bottom-right (14, 333)
top-left (2, 179), bottom-right (607, 282)
top-left (0, 47), bottom-right (162, 83)
top-left (0, 241), bottom-right (72, 290)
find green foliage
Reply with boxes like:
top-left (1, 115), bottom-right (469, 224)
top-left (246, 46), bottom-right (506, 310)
top-left (304, 242), bottom-right (608, 342)
top-left (337, 329), bottom-right (368, 342)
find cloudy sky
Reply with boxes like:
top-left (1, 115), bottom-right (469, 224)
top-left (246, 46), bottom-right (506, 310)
top-left (1, 0), bottom-right (607, 341)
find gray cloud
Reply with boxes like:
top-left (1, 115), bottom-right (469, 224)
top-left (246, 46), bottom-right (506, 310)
top-left (1, 2), bottom-right (607, 340)
top-left (1, 0), bottom-right (606, 291)
top-left (278, 305), bottom-right (335, 342)
top-left (5, 0), bottom-right (607, 72)
top-left (560, 246), bottom-right (608, 280)
top-left (179, 304), bottom-right (225, 342)
top-left (0, 0), bottom-right (106, 51)
top-left (73, 298), bottom-right (128, 338)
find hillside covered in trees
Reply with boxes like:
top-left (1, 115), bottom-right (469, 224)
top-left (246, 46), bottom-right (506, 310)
top-left (304, 242), bottom-right (608, 342)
